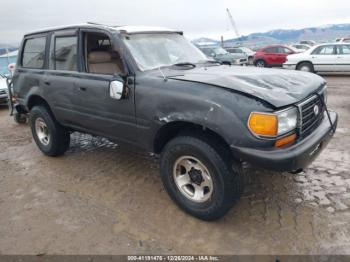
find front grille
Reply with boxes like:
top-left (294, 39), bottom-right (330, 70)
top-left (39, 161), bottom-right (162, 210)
top-left (240, 59), bottom-right (247, 63)
top-left (299, 95), bottom-right (325, 136)
top-left (0, 90), bottom-right (6, 95)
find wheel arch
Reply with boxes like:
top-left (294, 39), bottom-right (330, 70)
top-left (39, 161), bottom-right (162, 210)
top-left (153, 121), bottom-right (232, 156)
top-left (296, 60), bottom-right (314, 70)
top-left (254, 58), bottom-right (266, 66)
top-left (26, 95), bottom-right (58, 121)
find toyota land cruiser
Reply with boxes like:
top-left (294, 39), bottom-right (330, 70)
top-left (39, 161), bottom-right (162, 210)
top-left (12, 24), bottom-right (338, 220)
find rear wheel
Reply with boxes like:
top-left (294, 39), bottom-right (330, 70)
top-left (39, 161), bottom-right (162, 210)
top-left (29, 105), bottom-right (70, 156)
top-left (160, 135), bottom-right (244, 221)
top-left (255, 59), bottom-right (266, 68)
top-left (297, 62), bottom-right (314, 73)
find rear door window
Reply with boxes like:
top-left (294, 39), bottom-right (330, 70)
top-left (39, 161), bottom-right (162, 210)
top-left (264, 47), bottom-right (278, 53)
top-left (22, 37), bottom-right (46, 69)
top-left (53, 36), bottom-right (78, 71)
top-left (313, 45), bottom-right (335, 55)
top-left (338, 45), bottom-right (350, 55)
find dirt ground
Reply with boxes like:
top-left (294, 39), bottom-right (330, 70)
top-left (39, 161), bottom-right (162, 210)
top-left (0, 76), bottom-right (349, 255)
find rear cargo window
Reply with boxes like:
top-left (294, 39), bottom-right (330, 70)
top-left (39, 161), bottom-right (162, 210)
top-left (54, 36), bottom-right (77, 71)
top-left (22, 37), bottom-right (46, 69)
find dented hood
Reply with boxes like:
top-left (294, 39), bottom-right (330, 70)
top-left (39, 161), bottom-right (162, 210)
top-left (167, 65), bottom-right (326, 108)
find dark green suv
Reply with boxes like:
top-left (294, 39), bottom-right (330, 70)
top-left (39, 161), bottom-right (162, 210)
top-left (12, 24), bottom-right (337, 220)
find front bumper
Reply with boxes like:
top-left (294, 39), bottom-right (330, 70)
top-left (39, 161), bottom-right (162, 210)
top-left (231, 111), bottom-right (338, 172)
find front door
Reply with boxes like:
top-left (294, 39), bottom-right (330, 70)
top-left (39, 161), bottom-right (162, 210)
top-left (71, 29), bottom-right (137, 145)
top-left (310, 45), bottom-right (337, 72)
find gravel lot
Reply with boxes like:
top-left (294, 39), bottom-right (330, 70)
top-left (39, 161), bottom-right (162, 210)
top-left (0, 75), bottom-right (349, 255)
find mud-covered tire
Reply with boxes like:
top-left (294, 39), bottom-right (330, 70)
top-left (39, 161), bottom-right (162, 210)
top-left (29, 105), bottom-right (70, 156)
top-left (160, 135), bottom-right (244, 221)
top-left (13, 112), bottom-right (27, 124)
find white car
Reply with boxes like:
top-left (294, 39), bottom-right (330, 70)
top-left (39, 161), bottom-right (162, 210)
top-left (335, 37), bottom-right (350, 43)
top-left (290, 44), bottom-right (311, 52)
top-left (283, 43), bottom-right (350, 73)
top-left (0, 76), bottom-right (8, 104)
top-left (299, 40), bottom-right (316, 46)
top-left (225, 47), bottom-right (256, 63)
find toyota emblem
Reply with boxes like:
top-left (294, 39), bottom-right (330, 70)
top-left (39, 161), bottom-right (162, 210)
top-left (313, 105), bottom-right (320, 116)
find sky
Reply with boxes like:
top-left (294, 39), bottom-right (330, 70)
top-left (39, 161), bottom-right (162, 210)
top-left (1, 0), bottom-right (350, 45)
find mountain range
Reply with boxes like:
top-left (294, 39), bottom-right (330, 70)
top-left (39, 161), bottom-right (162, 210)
top-left (193, 23), bottom-right (350, 48)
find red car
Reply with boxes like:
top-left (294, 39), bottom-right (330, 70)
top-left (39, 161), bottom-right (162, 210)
top-left (254, 45), bottom-right (297, 68)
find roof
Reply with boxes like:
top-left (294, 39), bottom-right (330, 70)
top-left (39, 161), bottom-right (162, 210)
top-left (25, 23), bottom-right (182, 36)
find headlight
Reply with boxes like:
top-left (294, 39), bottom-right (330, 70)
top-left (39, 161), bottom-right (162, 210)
top-left (277, 108), bottom-right (298, 135)
top-left (248, 107), bottom-right (298, 137)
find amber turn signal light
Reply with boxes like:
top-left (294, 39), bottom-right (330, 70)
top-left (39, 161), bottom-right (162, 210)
top-left (275, 133), bottom-right (297, 148)
top-left (248, 113), bottom-right (278, 136)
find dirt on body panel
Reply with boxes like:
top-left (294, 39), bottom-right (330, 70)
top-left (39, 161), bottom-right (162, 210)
top-left (0, 76), bottom-right (349, 255)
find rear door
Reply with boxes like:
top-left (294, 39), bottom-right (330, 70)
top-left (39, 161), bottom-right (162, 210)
top-left (44, 30), bottom-right (81, 124)
top-left (310, 45), bottom-right (337, 71)
top-left (336, 44), bottom-right (350, 71)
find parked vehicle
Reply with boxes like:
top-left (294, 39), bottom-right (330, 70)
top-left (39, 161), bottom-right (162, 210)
top-left (0, 51), bottom-right (18, 105)
top-left (300, 40), bottom-right (316, 46)
top-left (225, 47), bottom-right (255, 64)
top-left (254, 45), bottom-right (297, 67)
top-left (335, 37), bottom-right (350, 43)
top-left (198, 46), bottom-right (248, 65)
top-left (290, 44), bottom-right (311, 52)
top-left (283, 43), bottom-right (350, 73)
top-left (12, 24), bottom-right (338, 220)
top-left (0, 50), bottom-right (18, 75)
top-left (0, 76), bottom-right (8, 105)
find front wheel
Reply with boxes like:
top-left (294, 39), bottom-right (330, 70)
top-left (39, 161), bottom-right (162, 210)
top-left (29, 105), bottom-right (70, 156)
top-left (160, 135), bottom-right (244, 221)
top-left (255, 59), bottom-right (266, 67)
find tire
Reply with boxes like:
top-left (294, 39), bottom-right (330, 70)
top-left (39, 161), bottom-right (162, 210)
top-left (248, 56), bottom-right (254, 65)
top-left (255, 59), bottom-right (266, 68)
top-left (29, 105), bottom-right (70, 156)
top-left (14, 112), bottom-right (27, 124)
top-left (297, 62), bottom-right (314, 73)
top-left (160, 135), bottom-right (244, 221)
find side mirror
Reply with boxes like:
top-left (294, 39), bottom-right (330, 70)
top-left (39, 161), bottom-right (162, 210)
top-left (109, 80), bottom-right (125, 100)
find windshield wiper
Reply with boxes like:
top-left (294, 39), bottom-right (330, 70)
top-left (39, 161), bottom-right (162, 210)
top-left (171, 62), bottom-right (196, 68)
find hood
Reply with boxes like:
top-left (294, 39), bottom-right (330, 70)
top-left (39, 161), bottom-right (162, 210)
top-left (166, 65), bottom-right (326, 108)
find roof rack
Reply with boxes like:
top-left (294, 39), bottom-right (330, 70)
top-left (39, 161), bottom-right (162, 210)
top-left (86, 22), bottom-right (122, 28)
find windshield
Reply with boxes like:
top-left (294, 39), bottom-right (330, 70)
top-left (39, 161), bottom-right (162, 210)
top-left (123, 33), bottom-right (208, 71)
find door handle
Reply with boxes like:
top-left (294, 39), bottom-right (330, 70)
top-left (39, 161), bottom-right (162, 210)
top-left (79, 86), bottom-right (87, 91)
top-left (44, 81), bottom-right (50, 86)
